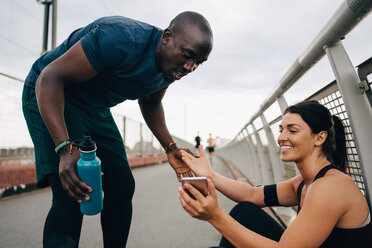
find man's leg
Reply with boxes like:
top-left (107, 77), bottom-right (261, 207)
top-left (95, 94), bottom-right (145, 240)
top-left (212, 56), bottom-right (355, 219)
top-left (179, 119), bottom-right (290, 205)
top-left (219, 202), bottom-right (284, 248)
top-left (101, 166), bottom-right (135, 247)
top-left (43, 174), bottom-right (83, 248)
top-left (87, 108), bottom-right (135, 247)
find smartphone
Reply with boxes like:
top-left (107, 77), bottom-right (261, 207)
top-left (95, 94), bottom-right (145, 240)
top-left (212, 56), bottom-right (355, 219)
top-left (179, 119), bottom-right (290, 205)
top-left (181, 176), bottom-right (208, 198)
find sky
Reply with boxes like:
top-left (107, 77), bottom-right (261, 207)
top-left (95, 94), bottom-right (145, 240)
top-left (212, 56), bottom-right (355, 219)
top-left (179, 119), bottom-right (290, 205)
top-left (0, 0), bottom-right (371, 148)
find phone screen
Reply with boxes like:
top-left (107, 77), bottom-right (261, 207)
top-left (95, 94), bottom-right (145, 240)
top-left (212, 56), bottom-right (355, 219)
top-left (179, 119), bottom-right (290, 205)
top-left (181, 177), bottom-right (208, 198)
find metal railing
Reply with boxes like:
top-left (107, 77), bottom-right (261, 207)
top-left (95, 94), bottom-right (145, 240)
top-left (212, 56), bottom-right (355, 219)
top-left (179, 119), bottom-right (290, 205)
top-left (216, 0), bottom-right (372, 208)
top-left (112, 112), bottom-right (194, 157)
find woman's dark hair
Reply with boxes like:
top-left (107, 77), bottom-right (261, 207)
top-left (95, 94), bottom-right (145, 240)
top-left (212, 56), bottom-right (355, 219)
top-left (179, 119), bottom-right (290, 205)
top-left (284, 100), bottom-right (347, 171)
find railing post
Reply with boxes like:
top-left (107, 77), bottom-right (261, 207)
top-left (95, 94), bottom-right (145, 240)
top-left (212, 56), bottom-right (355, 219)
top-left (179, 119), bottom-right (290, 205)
top-left (245, 131), bottom-right (262, 185)
top-left (139, 123), bottom-right (143, 157)
top-left (252, 123), bottom-right (273, 184)
top-left (233, 135), bottom-right (243, 168)
top-left (241, 129), bottom-right (257, 181)
top-left (122, 116), bottom-right (126, 146)
top-left (260, 114), bottom-right (286, 182)
top-left (151, 135), bottom-right (154, 155)
top-left (276, 95), bottom-right (288, 116)
top-left (326, 41), bottom-right (372, 207)
top-left (235, 133), bottom-right (251, 179)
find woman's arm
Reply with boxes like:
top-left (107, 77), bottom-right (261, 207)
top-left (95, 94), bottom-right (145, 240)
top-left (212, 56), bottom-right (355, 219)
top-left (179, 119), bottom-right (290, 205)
top-left (180, 175), bottom-right (348, 248)
top-left (181, 146), bottom-right (264, 205)
top-left (179, 179), bottom-right (281, 248)
top-left (276, 175), bottom-right (303, 207)
top-left (212, 172), bottom-right (266, 205)
top-left (181, 146), bottom-right (302, 206)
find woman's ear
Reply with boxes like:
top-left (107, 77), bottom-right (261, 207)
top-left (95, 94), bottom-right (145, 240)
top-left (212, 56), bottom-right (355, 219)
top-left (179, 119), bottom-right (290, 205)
top-left (315, 131), bottom-right (328, 146)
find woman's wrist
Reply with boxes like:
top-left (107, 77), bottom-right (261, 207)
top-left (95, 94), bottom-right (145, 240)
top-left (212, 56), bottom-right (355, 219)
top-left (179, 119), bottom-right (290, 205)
top-left (208, 207), bottom-right (225, 225)
top-left (210, 171), bottom-right (218, 183)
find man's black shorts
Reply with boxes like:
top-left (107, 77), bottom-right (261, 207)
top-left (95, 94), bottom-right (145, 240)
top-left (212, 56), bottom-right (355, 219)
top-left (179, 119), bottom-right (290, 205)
top-left (22, 85), bottom-right (130, 188)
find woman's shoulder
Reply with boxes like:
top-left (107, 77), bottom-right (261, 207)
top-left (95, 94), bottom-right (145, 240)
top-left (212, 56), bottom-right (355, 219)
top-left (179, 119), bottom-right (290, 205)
top-left (312, 169), bottom-right (370, 228)
top-left (311, 170), bottom-right (356, 194)
top-left (315, 169), bottom-right (356, 189)
top-left (308, 170), bottom-right (363, 210)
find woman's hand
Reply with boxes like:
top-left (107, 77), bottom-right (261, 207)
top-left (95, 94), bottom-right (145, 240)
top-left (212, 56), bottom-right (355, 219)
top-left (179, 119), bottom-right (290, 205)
top-left (167, 147), bottom-right (196, 181)
top-left (180, 145), bottom-right (213, 178)
top-left (179, 178), bottom-right (223, 222)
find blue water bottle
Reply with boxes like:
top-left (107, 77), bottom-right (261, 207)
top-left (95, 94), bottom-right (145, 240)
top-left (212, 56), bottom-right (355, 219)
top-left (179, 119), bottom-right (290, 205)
top-left (76, 136), bottom-right (103, 215)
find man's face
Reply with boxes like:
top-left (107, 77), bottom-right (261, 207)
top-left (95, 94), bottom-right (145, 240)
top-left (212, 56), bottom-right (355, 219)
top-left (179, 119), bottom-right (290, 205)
top-left (157, 25), bottom-right (213, 82)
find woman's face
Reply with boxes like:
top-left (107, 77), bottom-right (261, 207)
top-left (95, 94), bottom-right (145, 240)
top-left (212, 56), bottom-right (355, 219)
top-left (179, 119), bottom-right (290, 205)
top-left (277, 112), bottom-right (319, 163)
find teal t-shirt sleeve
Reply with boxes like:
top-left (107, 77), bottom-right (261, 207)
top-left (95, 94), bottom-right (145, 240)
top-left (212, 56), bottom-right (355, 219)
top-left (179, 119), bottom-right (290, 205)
top-left (80, 24), bottom-right (133, 73)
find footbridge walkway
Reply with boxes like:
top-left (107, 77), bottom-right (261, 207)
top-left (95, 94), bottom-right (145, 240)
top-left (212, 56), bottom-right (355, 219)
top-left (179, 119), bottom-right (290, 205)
top-left (0, 156), bottom-right (238, 248)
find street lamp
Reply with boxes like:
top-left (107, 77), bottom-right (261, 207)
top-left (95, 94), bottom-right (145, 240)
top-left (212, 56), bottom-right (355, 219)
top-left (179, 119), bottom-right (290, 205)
top-left (36, 0), bottom-right (57, 54)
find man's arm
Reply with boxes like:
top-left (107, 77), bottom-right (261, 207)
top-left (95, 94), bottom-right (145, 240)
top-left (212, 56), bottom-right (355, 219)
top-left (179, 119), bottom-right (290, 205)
top-left (36, 41), bottom-right (98, 202)
top-left (138, 90), bottom-right (192, 180)
top-left (138, 89), bottom-right (173, 148)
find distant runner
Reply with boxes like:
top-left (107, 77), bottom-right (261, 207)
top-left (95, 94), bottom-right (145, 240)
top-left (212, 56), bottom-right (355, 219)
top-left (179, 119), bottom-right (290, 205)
top-left (194, 132), bottom-right (201, 149)
top-left (207, 133), bottom-right (216, 157)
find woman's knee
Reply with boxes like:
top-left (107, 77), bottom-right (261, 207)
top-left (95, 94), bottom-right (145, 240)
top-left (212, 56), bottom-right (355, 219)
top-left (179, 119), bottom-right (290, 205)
top-left (229, 202), bottom-right (262, 221)
top-left (225, 202), bottom-right (284, 242)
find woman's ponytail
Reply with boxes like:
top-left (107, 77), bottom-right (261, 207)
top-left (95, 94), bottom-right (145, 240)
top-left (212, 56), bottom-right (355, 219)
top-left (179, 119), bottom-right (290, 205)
top-left (331, 115), bottom-right (347, 171)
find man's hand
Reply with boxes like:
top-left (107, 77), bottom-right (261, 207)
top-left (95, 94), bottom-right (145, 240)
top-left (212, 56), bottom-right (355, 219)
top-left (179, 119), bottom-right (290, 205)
top-left (167, 147), bottom-right (198, 181)
top-left (58, 147), bottom-right (92, 203)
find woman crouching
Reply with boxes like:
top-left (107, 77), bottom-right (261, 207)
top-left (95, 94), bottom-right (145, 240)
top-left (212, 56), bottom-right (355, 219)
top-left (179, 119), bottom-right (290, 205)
top-left (179, 100), bottom-right (371, 248)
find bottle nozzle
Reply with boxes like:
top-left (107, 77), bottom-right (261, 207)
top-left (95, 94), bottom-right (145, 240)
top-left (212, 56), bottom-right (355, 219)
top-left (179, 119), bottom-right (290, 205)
top-left (78, 136), bottom-right (97, 151)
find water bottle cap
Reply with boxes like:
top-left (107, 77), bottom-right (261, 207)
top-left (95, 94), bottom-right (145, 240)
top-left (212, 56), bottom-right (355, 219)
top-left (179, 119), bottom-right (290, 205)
top-left (78, 136), bottom-right (97, 152)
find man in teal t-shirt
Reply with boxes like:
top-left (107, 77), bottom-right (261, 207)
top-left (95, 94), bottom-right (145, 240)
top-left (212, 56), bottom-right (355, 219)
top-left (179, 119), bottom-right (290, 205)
top-left (22, 11), bottom-right (213, 247)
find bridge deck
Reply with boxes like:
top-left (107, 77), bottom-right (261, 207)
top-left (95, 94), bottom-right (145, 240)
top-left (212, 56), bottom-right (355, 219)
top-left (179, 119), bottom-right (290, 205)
top-left (0, 156), bottom-right (236, 247)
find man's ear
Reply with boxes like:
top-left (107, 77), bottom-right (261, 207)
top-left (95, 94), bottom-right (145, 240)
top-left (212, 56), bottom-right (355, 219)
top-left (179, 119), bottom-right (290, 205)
top-left (315, 131), bottom-right (328, 146)
top-left (162, 29), bottom-right (173, 45)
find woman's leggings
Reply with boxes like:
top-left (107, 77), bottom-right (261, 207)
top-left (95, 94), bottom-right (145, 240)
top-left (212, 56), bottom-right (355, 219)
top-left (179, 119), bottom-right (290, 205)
top-left (218, 202), bottom-right (285, 248)
top-left (43, 166), bottom-right (135, 248)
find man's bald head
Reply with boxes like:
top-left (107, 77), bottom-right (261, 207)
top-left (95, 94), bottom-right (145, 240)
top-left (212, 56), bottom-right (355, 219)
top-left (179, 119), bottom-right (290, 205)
top-left (167, 11), bottom-right (213, 39)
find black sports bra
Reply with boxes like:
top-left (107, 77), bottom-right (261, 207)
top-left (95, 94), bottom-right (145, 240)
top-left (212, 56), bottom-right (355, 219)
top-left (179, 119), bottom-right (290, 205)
top-left (297, 164), bottom-right (341, 213)
top-left (296, 164), bottom-right (372, 247)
